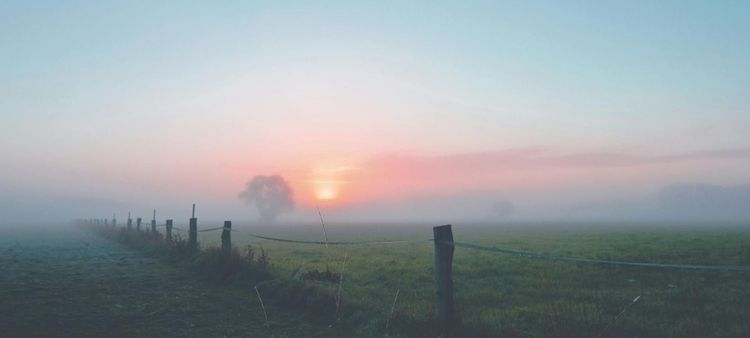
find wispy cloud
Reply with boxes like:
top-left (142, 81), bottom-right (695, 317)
top-left (367, 146), bottom-right (750, 173)
top-left (333, 146), bottom-right (750, 204)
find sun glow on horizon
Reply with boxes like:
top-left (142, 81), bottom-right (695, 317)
top-left (315, 185), bottom-right (338, 201)
top-left (306, 163), bottom-right (360, 203)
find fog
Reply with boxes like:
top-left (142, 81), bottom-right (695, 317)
top-left (238, 175), bottom-right (295, 222)
top-left (3, 180), bottom-right (749, 227)
top-left (657, 183), bottom-right (750, 221)
top-left (1, 1), bottom-right (749, 228)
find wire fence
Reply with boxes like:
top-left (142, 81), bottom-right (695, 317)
top-left (185, 223), bottom-right (750, 272)
top-left (112, 219), bottom-right (750, 272)
top-left (440, 240), bottom-right (750, 272)
top-left (84, 217), bottom-right (750, 336)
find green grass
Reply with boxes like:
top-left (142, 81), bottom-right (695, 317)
top-left (0, 225), bottom-right (341, 337)
top-left (187, 222), bottom-right (750, 337)
top-left (82, 221), bottom-right (750, 337)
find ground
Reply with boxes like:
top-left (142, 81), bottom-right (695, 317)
top-left (3, 222), bottom-right (750, 337)
top-left (0, 225), bottom-right (332, 338)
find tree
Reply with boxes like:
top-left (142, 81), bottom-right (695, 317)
top-left (239, 175), bottom-right (295, 222)
top-left (492, 200), bottom-right (514, 219)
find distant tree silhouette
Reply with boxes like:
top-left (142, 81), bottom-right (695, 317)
top-left (492, 200), bottom-right (514, 219)
top-left (239, 175), bottom-right (295, 222)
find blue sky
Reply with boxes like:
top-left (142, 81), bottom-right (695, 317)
top-left (1, 1), bottom-right (749, 222)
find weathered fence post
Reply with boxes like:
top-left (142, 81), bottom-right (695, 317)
top-left (151, 209), bottom-right (157, 234)
top-left (165, 219), bottom-right (173, 242)
top-left (136, 217), bottom-right (142, 231)
top-left (188, 204), bottom-right (197, 249)
top-left (433, 224), bottom-right (456, 331)
top-left (127, 212), bottom-right (132, 230)
top-left (112, 214), bottom-right (117, 227)
top-left (222, 221), bottom-right (232, 255)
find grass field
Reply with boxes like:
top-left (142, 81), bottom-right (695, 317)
top-left (0, 225), bottom-right (338, 337)
top-left (3, 222), bottom-right (749, 337)
top-left (190, 221), bottom-right (750, 337)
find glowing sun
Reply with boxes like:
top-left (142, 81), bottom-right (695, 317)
top-left (315, 186), bottom-right (339, 201)
top-left (308, 163), bottom-right (357, 203)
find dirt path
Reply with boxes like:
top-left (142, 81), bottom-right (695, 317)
top-left (0, 225), bottom-right (331, 337)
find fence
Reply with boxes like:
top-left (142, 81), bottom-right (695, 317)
top-left (81, 209), bottom-right (750, 334)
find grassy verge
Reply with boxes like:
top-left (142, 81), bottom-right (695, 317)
top-left (85, 222), bottom-right (750, 337)
top-left (83, 224), bottom-right (451, 337)
top-left (194, 223), bottom-right (750, 337)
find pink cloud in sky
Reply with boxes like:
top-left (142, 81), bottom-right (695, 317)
top-left (255, 146), bottom-right (750, 209)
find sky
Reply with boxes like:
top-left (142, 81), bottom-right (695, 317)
top-left (1, 1), bottom-right (749, 224)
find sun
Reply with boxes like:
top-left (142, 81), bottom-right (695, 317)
top-left (315, 186), bottom-right (338, 201)
top-left (307, 162), bottom-right (357, 203)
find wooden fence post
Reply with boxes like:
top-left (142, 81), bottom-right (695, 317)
top-left (127, 212), bottom-right (132, 230)
top-left (222, 221), bottom-right (232, 255)
top-left (112, 214), bottom-right (117, 227)
top-left (151, 209), bottom-right (157, 234)
top-left (136, 217), bottom-right (142, 231)
top-left (433, 224), bottom-right (456, 331)
top-left (188, 204), bottom-right (197, 249)
top-left (165, 219), bottom-right (173, 242)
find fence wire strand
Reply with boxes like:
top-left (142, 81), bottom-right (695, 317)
top-left (245, 232), bottom-right (430, 246)
top-left (440, 240), bottom-right (750, 272)
top-left (95, 220), bottom-right (750, 272)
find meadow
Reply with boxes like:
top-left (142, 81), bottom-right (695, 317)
top-left (0, 225), bottom-right (335, 337)
top-left (190, 221), bottom-right (750, 337)
top-left (9, 221), bottom-right (748, 337)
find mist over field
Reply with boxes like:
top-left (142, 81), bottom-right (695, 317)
top-left (2, 2), bottom-right (749, 228)
top-left (1, 2), bottom-right (750, 337)
top-left (2, 180), bottom-right (749, 226)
